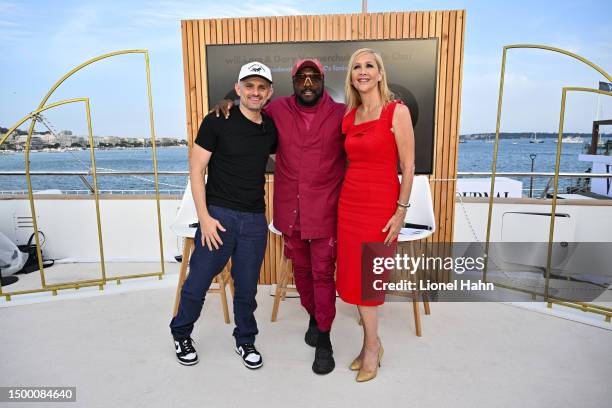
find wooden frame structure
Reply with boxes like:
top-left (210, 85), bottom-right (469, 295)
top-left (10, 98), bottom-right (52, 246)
top-left (180, 10), bottom-right (466, 284)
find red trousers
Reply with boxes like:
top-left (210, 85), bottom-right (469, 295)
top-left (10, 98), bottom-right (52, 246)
top-left (283, 226), bottom-right (337, 332)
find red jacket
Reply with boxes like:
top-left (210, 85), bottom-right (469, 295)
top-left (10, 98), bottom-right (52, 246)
top-left (265, 92), bottom-right (346, 239)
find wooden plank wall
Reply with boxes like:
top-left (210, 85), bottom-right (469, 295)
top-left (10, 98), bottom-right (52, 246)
top-left (181, 11), bottom-right (466, 284)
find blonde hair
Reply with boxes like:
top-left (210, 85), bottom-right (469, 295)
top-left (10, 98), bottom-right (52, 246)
top-left (344, 48), bottom-right (394, 112)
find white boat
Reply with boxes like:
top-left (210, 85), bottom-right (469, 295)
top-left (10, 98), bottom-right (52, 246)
top-left (555, 136), bottom-right (584, 144)
top-left (529, 132), bottom-right (544, 143)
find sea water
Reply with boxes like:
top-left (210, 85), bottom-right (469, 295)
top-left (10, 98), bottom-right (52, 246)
top-left (0, 140), bottom-right (597, 196)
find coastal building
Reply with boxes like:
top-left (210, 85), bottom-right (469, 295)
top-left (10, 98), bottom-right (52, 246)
top-left (57, 134), bottom-right (85, 147)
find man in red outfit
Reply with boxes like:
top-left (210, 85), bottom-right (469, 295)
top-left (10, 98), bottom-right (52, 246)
top-left (215, 59), bottom-right (345, 374)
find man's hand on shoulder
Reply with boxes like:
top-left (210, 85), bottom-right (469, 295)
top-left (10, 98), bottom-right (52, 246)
top-left (210, 99), bottom-right (234, 119)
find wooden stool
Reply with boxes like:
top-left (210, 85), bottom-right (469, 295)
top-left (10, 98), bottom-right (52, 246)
top-left (403, 241), bottom-right (431, 337)
top-left (269, 222), bottom-right (298, 322)
top-left (376, 241), bottom-right (430, 337)
top-left (395, 175), bottom-right (436, 336)
top-left (172, 237), bottom-right (233, 324)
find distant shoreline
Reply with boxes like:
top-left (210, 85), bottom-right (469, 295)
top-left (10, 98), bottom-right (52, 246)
top-left (461, 132), bottom-right (611, 141)
top-left (0, 145), bottom-right (188, 153)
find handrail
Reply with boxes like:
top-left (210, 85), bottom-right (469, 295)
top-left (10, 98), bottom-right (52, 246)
top-left (0, 171), bottom-right (610, 178)
top-left (0, 171), bottom-right (190, 176)
top-left (457, 172), bottom-right (610, 178)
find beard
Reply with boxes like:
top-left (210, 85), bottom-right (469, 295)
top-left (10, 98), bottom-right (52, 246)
top-left (296, 89), bottom-right (323, 106)
top-left (293, 80), bottom-right (324, 107)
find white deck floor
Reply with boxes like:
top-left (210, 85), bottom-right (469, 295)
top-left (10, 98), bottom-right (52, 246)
top-left (1, 265), bottom-right (611, 408)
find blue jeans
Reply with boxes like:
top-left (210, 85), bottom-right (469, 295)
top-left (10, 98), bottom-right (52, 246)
top-left (170, 205), bottom-right (268, 346)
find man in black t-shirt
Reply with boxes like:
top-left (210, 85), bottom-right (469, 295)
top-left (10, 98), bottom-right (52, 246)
top-left (170, 62), bottom-right (277, 369)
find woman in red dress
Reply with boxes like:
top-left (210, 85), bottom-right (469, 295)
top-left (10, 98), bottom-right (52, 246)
top-left (337, 48), bottom-right (415, 382)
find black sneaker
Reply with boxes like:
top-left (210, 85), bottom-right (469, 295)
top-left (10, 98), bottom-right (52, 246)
top-left (174, 337), bottom-right (198, 366)
top-left (312, 331), bottom-right (335, 375)
top-left (305, 315), bottom-right (319, 347)
top-left (235, 344), bottom-right (263, 369)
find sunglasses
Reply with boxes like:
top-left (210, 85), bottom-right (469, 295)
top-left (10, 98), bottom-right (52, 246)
top-left (293, 73), bottom-right (323, 84)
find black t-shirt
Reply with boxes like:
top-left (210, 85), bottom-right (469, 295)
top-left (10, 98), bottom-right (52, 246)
top-left (195, 105), bottom-right (277, 213)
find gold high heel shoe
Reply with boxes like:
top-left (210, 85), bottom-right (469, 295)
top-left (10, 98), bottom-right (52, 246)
top-left (349, 356), bottom-right (362, 371)
top-left (356, 344), bottom-right (384, 382)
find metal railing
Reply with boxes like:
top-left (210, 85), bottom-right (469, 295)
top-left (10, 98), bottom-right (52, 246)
top-left (0, 189), bottom-right (184, 196)
top-left (2, 170), bottom-right (610, 200)
top-left (1, 171), bottom-right (610, 198)
top-left (1, 170), bottom-right (611, 177)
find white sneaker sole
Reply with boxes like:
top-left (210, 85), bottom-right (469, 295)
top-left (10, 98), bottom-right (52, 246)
top-left (234, 347), bottom-right (263, 369)
top-left (177, 357), bottom-right (199, 366)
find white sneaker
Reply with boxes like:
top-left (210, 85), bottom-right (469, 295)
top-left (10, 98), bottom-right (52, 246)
top-left (174, 338), bottom-right (198, 366)
top-left (235, 343), bottom-right (263, 369)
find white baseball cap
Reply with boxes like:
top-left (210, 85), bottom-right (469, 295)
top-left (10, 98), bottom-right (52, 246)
top-left (238, 62), bottom-right (273, 83)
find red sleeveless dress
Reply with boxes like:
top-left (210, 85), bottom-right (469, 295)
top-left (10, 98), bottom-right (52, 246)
top-left (337, 101), bottom-right (401, 306)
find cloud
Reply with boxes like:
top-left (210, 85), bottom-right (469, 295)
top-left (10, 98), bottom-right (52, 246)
top-left (1, 0), bottom-right (309, 136)
top-left (0, 20), bottom-right (18, 28)
top-left (0, 0), bottom-right (17, 13)
top-left (138, 0), bottom-right (303, 22)
top-left (24, 1), bottom-right (306, 61)
top-left (39, 4), bottom-right (150, 62)
top-left (0, 1), bottom-right (27, 44)
top-left (0, 21), bottom-right (24, 42)
top-left (546, 29), bottom-right (612, 73)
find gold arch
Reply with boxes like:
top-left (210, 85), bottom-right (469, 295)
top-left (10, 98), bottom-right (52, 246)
top-left (544, 87), bottom-right (612, 301)
top-left (33, 50), bottom-right (166, 283)
top-left (0, 98), bottom-right (106, 299)
top-left (0, 50), bottom-right (165, 299)
top-left (484, 44), bottom-right (612, 308)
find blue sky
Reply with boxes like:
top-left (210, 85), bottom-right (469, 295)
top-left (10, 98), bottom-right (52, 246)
top-left (1, 0), bottom-right (611, 138)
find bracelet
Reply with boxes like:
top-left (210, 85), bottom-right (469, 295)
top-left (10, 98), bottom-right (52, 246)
top-left (396, 200), bottom-right (411, 208)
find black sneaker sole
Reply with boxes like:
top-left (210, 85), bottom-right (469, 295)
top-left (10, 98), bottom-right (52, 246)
top-left (312, 359), bottom-right (335, 375)
top-left (234, 347), bottom-right (263, 369)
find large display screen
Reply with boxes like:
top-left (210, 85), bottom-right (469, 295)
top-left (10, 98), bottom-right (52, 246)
top-left (206, 39), bottom-right (438, 174)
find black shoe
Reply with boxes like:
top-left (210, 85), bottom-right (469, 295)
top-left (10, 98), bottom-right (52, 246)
top-left (305, 315), bottom-right (319, 347)
top-left (235, 344), bottom-right (263, 369)
top-left (312, 331), bottom-right (335, 375)
top-left (174, 337), bottom-right (198, 366)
